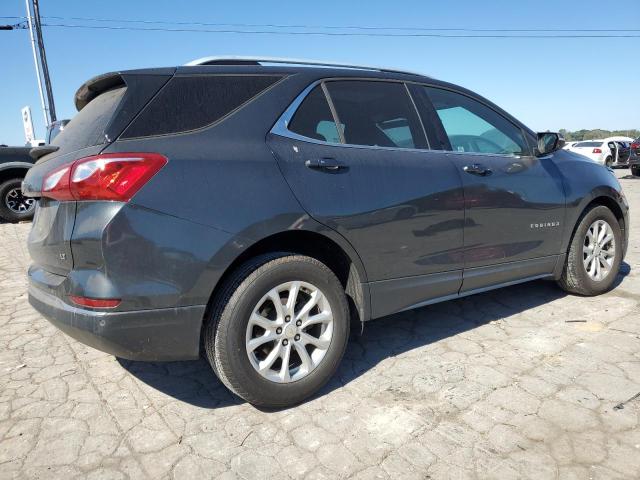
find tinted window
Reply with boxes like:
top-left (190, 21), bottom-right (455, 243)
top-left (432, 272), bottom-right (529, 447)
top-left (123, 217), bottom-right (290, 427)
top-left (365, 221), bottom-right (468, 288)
top-left (123, 75), bottom-right (281, 138)
top-left (52, 87), bottom-right (126, 153)
top-left (325, 81), bottom-right (427, 149)
top-left (46, 120), bottom-right (69, 144)
top-left (288, 86), bottom-right (340, 143)
top-left (425, 87), bottom-right (527, 156)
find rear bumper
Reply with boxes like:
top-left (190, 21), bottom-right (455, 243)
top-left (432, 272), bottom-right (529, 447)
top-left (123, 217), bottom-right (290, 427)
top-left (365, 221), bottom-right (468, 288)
top-left (29, 282), bottom-right (205, 361)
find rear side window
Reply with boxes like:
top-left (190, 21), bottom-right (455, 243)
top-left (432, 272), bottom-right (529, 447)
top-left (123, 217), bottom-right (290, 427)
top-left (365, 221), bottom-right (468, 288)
top-left (425, 87), bottom-right (528, 156)
top-left (122, 75), bottom-right (282, 138)
top-left (326, 81), bottom-right (427, 149)
top-left (288, 86), bottom-right (341, 143)
top-left (52, 86), bottom-right (126, 152)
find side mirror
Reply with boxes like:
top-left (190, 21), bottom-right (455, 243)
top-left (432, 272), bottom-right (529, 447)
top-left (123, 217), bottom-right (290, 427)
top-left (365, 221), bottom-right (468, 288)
top-left (536, 132), bottom-right (565, 156)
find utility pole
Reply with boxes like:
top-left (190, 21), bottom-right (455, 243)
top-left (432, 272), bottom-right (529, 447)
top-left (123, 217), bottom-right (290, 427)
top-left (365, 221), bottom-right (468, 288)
top-left (24, 0), bottom-right (56, 127)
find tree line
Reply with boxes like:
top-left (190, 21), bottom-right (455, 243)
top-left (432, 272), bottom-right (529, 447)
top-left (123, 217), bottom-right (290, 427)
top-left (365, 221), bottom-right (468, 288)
top-left (559, 129), bottom-right (639, 141)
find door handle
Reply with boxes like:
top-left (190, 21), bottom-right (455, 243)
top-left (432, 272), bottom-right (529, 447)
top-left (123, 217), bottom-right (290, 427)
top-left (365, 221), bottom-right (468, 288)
top-left (305, 158), bottom-right (347, 172)
top-left (463, 163), bottom-right (492, 176)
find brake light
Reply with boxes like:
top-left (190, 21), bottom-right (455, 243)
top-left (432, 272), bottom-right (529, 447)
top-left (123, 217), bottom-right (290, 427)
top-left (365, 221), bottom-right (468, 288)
top-left (593, 148), bottom-right (602, 154)
top-left (42, 153), bottom-right (167, 202)
top-left (632, 143), bottom-right (639, 149)
top-left (69, 296), bottom-right (121, 309)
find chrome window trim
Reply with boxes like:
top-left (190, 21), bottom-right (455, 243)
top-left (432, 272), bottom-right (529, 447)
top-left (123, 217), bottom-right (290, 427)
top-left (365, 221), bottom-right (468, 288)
top-left (271, 76), bottom-right (531, 159)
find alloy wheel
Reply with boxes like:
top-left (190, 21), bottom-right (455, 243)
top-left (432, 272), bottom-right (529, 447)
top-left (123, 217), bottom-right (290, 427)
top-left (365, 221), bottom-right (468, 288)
top-left (5, 187), bottom-right (35, 214)
top-left (245, 281), bottom-right (334, 383)
top-left (583, 219), bottom-right (615, 281)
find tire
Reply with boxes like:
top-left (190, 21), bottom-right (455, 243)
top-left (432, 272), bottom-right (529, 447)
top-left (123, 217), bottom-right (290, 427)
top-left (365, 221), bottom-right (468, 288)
top-left (632, 165), bottom-right (640, 177)
top-left (0, 178), bottom-right (36, 223)
top-left (204, 253), bottom-right (350, 408)
top-left (558, 205), bottom-right (622, 296)
top-left (604, 156), bottom-right (613, 168)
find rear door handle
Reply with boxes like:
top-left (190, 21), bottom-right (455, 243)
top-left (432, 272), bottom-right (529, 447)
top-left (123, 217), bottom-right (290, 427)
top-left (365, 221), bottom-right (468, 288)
top-left (463, 163), bottom-right (492, 176)
top-left (305, 158), bottom-right (347, 172)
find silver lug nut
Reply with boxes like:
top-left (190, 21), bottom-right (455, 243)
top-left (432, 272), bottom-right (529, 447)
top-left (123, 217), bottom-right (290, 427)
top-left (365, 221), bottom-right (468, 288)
top-left (276, 327), bottom-right (282, 334)
top-left (294, 334), bottom-right (300, 341)
top-left (296, 319), bottom-right (302, 327)
top-left (282, 339), bottom-right (289, 346)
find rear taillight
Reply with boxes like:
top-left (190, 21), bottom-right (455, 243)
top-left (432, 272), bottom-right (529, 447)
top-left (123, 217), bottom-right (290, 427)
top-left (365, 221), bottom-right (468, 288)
top-left (42, 153), bottom-right (167, 202)
top-left (632, 143), bottom-right (639, 149)
top-left (69, 296), bottom-right (121, 309)
top-left (593, 148), bottom-right (602, 154)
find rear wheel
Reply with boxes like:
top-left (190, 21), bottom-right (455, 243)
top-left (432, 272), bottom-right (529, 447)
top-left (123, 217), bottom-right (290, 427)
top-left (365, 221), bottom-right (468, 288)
top-left (604, 156), bottom-right (613, 168)
top-left (631, 165), bottom-right (640, 177)
top-left (558, 205), bottom-right (622, 295)
top-left (0, 178), bottom-right (36, 223)
top-left (204, 254), bottom-right (350, 408)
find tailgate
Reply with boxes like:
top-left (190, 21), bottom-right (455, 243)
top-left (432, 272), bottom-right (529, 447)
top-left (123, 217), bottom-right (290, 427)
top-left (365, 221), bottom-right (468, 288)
top-left (25, 144), bottom-right (104, 276)
top-left (23, 69), bottom-right (172, 277)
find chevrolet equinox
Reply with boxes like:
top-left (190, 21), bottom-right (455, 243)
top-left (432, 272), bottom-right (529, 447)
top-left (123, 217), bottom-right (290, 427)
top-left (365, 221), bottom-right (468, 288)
top-left (23, 57), bottom-right (629, 407)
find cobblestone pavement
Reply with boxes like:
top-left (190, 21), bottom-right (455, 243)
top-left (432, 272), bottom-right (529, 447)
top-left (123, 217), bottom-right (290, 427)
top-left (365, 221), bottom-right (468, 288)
top-left (1, 170), bottom-right (639, 480)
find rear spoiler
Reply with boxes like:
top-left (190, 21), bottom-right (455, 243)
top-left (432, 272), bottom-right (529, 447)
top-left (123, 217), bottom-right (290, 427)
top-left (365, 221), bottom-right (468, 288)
top-left (74, 67), bottom-right (176, 111)
top-left (74, 72), bottom-right (125, 111)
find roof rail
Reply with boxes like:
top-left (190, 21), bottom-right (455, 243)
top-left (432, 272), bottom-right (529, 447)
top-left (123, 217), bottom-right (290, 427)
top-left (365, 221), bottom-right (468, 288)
top-left (184, 56), bottom-right (428, 78)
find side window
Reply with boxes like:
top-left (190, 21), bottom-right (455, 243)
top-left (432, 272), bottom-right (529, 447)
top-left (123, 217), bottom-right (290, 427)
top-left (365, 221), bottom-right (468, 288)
top-left (325, 81), bottom-right (427, 149)
top-left (288, 86), bottom-right (341, 143)
top-left (425, 87), bottom-right (528, 156)
top-left (123, 75), bottom-right (282, 138)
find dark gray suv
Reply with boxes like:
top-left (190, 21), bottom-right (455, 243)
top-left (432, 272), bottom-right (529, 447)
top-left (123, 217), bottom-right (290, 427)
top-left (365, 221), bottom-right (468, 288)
top-left (23, 58), bottom-right (629, 407)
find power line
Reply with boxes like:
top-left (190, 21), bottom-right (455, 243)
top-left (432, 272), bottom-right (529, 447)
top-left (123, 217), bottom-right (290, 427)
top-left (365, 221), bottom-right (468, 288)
top-left (38, 22), bottom-right (640, 38)
top-left (3, 14), bottom-right (640, 34)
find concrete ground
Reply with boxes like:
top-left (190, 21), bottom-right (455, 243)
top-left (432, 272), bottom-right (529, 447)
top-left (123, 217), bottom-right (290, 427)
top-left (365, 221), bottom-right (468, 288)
top-left (1, 170), bottom-right (639, 480)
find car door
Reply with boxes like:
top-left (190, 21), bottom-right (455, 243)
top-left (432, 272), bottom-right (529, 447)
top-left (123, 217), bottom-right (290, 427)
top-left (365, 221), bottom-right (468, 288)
top-left (415, 85), bottom-right (566, 292)
top-left (608, 141), bottom-right (619, 164)
top-left (617, 142), bottom-right (631, 163)
top-left (268, 79), bottom-right (465, 318)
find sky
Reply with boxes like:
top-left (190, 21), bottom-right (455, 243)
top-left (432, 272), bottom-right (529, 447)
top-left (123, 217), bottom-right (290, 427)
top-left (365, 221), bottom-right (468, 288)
top-left (1, 0), bottom-right (638, 145)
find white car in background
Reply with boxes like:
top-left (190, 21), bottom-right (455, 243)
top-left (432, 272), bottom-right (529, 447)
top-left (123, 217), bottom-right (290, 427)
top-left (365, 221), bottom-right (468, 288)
top-left (566, 136), bottom-right (634, 167)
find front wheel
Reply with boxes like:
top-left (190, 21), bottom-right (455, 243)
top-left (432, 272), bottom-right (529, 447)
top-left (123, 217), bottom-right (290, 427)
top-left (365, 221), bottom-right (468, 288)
top-left (204, 254), bottom-right (350, 408)
top-left (0, 178), bottom-right (36, 223)
top-left (558, 206), bottom-right (622, 295)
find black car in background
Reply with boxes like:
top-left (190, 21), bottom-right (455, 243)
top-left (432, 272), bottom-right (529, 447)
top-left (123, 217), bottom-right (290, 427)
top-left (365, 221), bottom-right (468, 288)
top-left (0, 120), bottom-right (69, 222)
top-left (0, 145), bottom-right (37, 222)
top-left (631, 138), bottom-right (640, 176)
top-left (22, 58), bottom-right (629, 407)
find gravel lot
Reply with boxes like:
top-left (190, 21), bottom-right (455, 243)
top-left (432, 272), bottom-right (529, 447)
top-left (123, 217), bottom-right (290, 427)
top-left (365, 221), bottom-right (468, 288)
top-left (1, 170), bottom-right (639, 480)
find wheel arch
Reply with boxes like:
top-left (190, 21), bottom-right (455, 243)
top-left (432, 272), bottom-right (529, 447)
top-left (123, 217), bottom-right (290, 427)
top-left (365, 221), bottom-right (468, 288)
top-left (202, 228), bottom-right (371, 341)
top-left (563, 193), bottom-right (627, 258)
top-left (0, 164), bottom-right (31, 185)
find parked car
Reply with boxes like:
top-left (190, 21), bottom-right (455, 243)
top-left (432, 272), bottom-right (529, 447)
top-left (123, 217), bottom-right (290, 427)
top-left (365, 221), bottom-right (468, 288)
top-left (566, 137), bottom-right (634, 167)
top-left (630, 137), bottom-right (640, 176)
top-left (22, 57), bottom-right (629, 407)
top-left (0, 145), bottom-right (37, 222)
top-left (563, 141), bottom-right (579, 150)
top-left (0, 121), bottom-right (71, 223)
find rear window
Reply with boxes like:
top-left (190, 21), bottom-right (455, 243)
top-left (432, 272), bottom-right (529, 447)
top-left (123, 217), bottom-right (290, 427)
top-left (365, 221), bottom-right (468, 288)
top-left (574, 141), bottom-right (602, 148)
top-left (122, 75), bottom-right (282, 138)
top-left (51, 86), bottom-right (126, 152)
